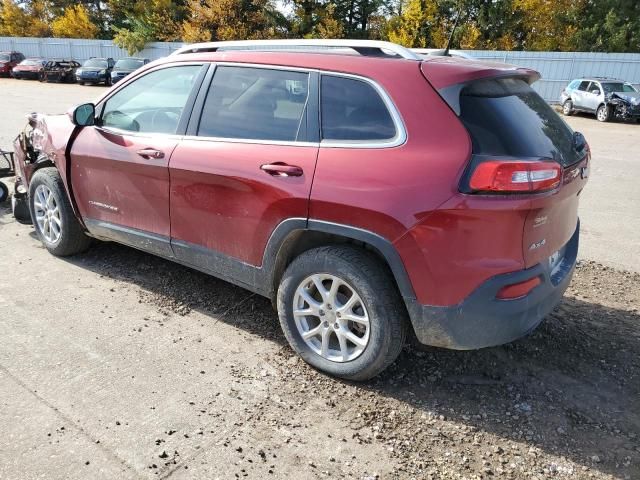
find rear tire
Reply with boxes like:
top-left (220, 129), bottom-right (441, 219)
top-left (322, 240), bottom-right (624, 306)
top-left (562, 100), bottom-right (574, 116)
top-left (28, 168), bottom-right (91, 256)
top-left (597, 104), bottom-right (611, 122)
top-left (277, 245), bottom-right (407, 381)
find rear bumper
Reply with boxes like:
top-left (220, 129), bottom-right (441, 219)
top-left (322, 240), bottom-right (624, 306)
top-left (407, 221), bottom-right (579, 350)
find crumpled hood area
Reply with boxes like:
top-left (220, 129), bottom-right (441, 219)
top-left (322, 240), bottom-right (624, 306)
top-left (610, 91), bottom-right (640, 104)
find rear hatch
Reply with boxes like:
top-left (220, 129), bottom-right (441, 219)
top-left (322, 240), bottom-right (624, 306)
top-left (423, 62), bottom-right (589, 269)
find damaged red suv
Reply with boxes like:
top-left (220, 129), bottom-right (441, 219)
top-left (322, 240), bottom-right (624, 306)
top-left (12, 40), bottom-right (589, 380)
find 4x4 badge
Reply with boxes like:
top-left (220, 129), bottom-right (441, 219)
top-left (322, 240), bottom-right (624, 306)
top-left (580, 166), bottom-right (589, 179)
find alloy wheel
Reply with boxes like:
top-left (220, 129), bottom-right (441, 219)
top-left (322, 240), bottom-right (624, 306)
top-left (33, 184), bottom-right (62, 243)
top-left (292, 274), bottom-right (370, 362)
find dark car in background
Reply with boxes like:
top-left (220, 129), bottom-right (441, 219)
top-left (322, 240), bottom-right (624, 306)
top-left (40, 59), bottom-right (80, 83)
top-left (110, 57), bottom-right (150, 84)
top-left (11, 58), bottom-right (46, 79)
top-left (0, 51), bottom-right (25, 76)
top-left (76, 57), bottom-right (115, 85)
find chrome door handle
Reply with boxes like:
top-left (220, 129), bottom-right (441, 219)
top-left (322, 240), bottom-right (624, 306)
top-left (137, 148), bottom-right (165, 159)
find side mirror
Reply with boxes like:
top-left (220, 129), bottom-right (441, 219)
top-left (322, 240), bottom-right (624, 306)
top-left (591, 89), bottom-right (600, 95)
top-left (72, 103), bottom-right (95, 126)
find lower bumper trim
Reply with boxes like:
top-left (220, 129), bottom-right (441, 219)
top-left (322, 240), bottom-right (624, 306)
top-left (407, 221), bottom-right (580, 350)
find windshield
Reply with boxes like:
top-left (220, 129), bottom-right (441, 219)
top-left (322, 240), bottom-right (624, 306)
top-left (601, 82), bottom-right (638, 93)
top-left (115, 58), bottom-right (144, 69)
top-left (21, 59), bottom-right (42, 66)
top-left (0, 53), bottom-right (10, 62)
top-left (83, 59), bottom-right (108, 68)
top-left (460, 77), bottom-right (582, 167)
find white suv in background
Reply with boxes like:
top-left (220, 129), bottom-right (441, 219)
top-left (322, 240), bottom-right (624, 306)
top-left (560, 77), bottom-right (640, 122)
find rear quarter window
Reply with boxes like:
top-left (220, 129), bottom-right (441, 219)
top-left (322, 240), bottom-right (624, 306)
top-left (459, 77), bottom-right (582, 167)
top-left (320, 75), bottom-right (396, 142)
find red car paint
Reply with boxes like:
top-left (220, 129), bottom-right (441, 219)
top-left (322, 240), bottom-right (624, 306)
top-left (11, 59), bottom-right (45, 79)
top-left (14, 48), bottom-right (588, 346)
top-left (0, 51), bottom-right (24, 75)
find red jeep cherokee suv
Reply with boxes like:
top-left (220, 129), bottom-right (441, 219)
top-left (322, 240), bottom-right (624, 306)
top-left (12, 40), bottom-right (589, 380)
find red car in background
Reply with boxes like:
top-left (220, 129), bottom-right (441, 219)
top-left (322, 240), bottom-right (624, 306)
top-left (11, 58), bottom-right (47, 80)
top-left (11, 40), bottom-right (590, 380)
top-left (0, 51), bottom-right (25, 76)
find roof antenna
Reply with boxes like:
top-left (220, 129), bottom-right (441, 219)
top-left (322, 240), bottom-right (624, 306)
top-left (443, 5), bottom-right (463, 57)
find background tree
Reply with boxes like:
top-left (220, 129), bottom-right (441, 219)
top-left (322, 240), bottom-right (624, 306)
top-left (180, 0), bottom-right (287, 41)
top-left (0, 0), bottom-right (49, 36)
top-left (51, 4), bottom-right (98, 38)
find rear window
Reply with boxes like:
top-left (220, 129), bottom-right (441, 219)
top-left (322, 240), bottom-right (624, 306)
top-left (83, 59), bottom-right (107, 68)
top-left (115, 58), bottom-right (144, 69)
top-left (459, 78), bottom-right (582, 167)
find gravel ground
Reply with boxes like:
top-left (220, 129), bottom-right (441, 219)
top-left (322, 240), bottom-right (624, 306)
top-left (1, 205), bottom-right (638, 479)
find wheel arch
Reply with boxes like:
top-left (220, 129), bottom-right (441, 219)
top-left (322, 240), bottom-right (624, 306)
top-left (263, 219), bottom-right (416, 306)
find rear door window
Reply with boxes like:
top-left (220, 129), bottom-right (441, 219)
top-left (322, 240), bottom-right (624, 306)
top-left (577, 81), bottom-right (590, 91)
top-left (587, 82), bottom-right (601, 94)
top-left (320, 75), bottom-right (396, 142)
top-left (198, 66), bottom-right (309, 142)
top-left (459, 77), bottom-right (582, 167)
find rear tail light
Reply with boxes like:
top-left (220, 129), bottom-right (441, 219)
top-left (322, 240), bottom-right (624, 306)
top-left (496, 276), bottom-right (541, 300)
top-left (468, 160), bottom-right (562, 193)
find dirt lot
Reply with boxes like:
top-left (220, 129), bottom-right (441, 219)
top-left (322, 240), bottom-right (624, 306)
top-left (0, 79), bottom-right (639, 480)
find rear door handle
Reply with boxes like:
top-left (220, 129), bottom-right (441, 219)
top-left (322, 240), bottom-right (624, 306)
top-left (260, 162), bottom-right (303, 177)
top-left (137, 148), bottom-right (165, 159)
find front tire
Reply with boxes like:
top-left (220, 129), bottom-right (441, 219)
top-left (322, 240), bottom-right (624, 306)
top-left (562, 100), bottom-right (574, 116)
top-left (277, 246), bottom-right (407, 381)
top-left (597, 104), bottom-right (611, 122)
top-left (28, 168), bottom-right (91, 256)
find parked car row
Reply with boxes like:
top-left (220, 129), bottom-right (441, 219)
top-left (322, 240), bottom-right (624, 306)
top-left (0, 51), bottom-right (149, 85)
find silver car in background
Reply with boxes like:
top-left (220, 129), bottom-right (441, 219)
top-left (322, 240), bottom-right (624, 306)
top-left (560, 77), bottom-right (640, 122)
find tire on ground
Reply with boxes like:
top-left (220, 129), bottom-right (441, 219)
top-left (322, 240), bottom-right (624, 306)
top-left (28, 167), bottom-right (91, 256)
top-left (0, 182), bottom-right (8, 203)
top-left (277, 245), bottom-right (407, 381)
top-left (11, 193), bottom-right (32, 224)
top-left (597, 104), bottom-right (611, 122)
top-left (562, 100), bottom-right (573, 116)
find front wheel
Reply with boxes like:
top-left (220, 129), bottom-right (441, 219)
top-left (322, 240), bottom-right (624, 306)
top-left (277, 246), bottom-right (407, 381)
top-left (28, 167), bottom-right (91, 256)
top-left (597, 104), bottom-right (611, 122)
top-left (562, 100), bottom-right (574, 116)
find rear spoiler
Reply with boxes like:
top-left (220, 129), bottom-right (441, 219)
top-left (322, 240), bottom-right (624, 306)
top-left (420, 58), bottom-right (540, 116)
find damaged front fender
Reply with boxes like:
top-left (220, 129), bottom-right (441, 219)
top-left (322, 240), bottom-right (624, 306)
top-left (605, 92), bottom-right (640, 121)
